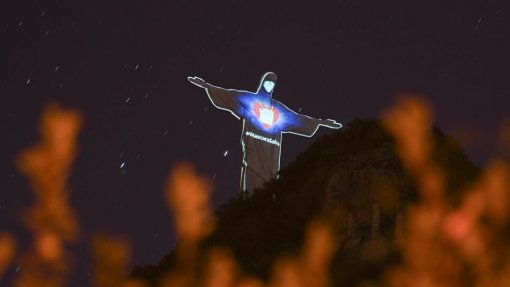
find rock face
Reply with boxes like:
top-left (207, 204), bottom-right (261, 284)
top-left (323, 142), bottom-right (411, 261)
top-left (131, 118), bottom-right (479, 286)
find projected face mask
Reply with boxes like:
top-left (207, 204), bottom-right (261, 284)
top-left (263, 81), bottom-right (275, 93)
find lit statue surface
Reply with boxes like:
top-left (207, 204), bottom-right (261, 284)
top-left (188, 72), bottom-right (342, 194)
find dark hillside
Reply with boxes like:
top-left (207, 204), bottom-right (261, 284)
top-left (132, 119), bottom-right (480, 286)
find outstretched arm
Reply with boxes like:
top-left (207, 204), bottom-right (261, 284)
top-left (188, 76), bottom-right (208, 88)
top-left (187, 76), bottom-right (245, 119)
top-left (281, 105), bottom-right (342, 137)
top-left (321, 119), bottom-right (343, 129)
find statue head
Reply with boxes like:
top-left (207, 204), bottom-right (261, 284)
top-left (258, 72), bottom-right (277, 96)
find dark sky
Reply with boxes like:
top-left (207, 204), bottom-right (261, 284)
top-left (1, 0), bottom-right (510, 286)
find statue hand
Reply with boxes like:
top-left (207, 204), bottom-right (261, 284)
top-left (321, 119), bottom-right (342, 129)
top-left (187, 76), bottom-right (207, 88)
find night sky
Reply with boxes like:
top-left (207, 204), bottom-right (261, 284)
top-left (1, 0), bottom-right (510, 286)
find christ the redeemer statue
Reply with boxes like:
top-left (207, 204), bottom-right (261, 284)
top-left (188, 72), bottom-right (342, 195)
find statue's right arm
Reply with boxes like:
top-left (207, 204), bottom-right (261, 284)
top-left (187, 76), bottom-right (208, 89)
top-left (186, 76), bottom-right (244, 119)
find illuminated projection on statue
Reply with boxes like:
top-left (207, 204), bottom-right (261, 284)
top-left (188, 72), bottom-right (342, 195)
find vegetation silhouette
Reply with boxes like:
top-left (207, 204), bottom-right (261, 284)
top-left (6, 99), bottom-right (509, 287)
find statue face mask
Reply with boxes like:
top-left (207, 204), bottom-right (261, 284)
top-left (263, 81), bottom-right (275, 93)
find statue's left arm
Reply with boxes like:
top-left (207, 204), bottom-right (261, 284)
top-left (281, 104), bottom-right (342, 137)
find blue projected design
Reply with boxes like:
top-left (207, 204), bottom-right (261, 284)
top-left (187, 72), bottom-right (342, 195)
top-left (237, 93), bottom-right (300, 133)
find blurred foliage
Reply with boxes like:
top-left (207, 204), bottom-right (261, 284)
top-left (3, 99), bottom-right (496, 287)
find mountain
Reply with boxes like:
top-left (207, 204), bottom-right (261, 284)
top-left (131, 118), bottom-right (480, 286)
